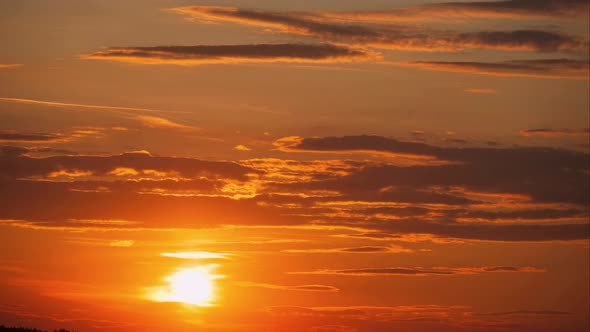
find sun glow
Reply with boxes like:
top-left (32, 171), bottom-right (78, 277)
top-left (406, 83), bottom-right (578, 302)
top-left (147, 265), bottom-right (221, 306)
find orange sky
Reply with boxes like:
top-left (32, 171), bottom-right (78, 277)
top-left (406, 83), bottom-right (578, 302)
top-left (0, 1), bottom-right (589, 331)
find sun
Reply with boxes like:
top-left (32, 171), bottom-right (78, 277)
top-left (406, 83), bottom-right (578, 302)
top-left (147, 265), bottom-right (221, 306)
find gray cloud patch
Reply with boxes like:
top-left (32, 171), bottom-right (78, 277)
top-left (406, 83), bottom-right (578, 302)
top-left (294, 266), bottom-right (543, 276)
top-left (521, 128), bottom-right (590, 136)
top-left (280, 135), bottom-right (589, 205)
top-left (0, 150), bottom-right (256, 181)
top-left (175, 6), bottom-right (587, 52)
top-left (434, 0), bottom-right (589, 17)
top-left (86, 43), bottom-right (373, 64)
top-left (0, 131), bottom-right (65, 142)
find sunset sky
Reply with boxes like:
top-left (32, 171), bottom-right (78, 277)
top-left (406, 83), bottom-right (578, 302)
top-left (0, 1), bottom-right (589, 331)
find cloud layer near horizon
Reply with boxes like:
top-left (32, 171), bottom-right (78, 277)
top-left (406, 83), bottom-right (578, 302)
top-left (1, 135), bottom-right (588, 242)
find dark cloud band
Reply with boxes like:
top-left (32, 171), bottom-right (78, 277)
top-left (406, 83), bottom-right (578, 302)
top-left (85, 43), bottom-right (374, 65)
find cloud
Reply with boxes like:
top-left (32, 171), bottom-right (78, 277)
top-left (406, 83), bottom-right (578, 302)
top-left (237, 282), bottom-right (339, 292)
top-left (0, 131), bottom-right (67, 143)
top-left (264, 305), bottom-right (483, 329)
top-left (276, 135), bottom-right (589, 205)
top-left (0, 180), bottom-right (306, 229)
top-left (283, 246), bottom-right (412, 254)
top-left (0, 150), bottom-right (255, 181)
top-left (0, 141), bottom-right (587, 242)
top-left (136, 115), bottom-right (197, 131)
top-left (160, 251), bottom-right (230, 260)
top-left (174, 6), bottom-right (587, 52)
top-left (0, 97), bottom-right (183, 115)
top-left (0, 129), bottom-right (103, 144)
top-left (520, 128), bottom-right (590, 137)
top-left (431, 0), bottom-right (589, 18)
top-left (292, 266), bottom-right (544, 276)
top-left (108, 240), bottom-right (135, 247)
top-left (323, 0), bottom-right (590, 21)
top-left (473, 310), bottom-right (572, 317)
top-left (464, 88), bottom-right (496, 94)
top-left (346, 220), bottom-right (590, 242)
top-left (453, 30), bottom-right (587, 52)
top-left (234, 145), bottom-right (252, 151)
top-left (0, 64), bottom-right (23, 69)
top-left (455, 208), bottom-right (586, 222)
top-left (0, 145), bottom-right (78, 157)
top-left (397, 58), bottom-right (590, 79)
top-left (85, 44), bottom-right (375, 65)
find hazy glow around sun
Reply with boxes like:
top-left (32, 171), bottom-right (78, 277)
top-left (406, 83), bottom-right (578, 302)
top-left (147, 264), bottom-right (221, 306)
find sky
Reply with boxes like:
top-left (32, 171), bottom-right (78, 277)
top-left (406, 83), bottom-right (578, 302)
top-left (0, 0), bottom-right (589, 331)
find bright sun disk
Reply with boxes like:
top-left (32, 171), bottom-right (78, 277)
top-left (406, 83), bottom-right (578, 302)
top-left (147, 265), bottom-right (221, 306)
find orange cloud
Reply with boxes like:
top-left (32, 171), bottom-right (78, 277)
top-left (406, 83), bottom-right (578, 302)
top-left (396, 58), bottom-right (589, 79)
top-left (464, 88), bottom-right (497, 94)
top-left (236, 281), bottom-right (339, 292)
top-left (292, 266), bottom-right (545, 276)
top-left (520, 128), bottom-right (590, 137)
top-left (0, 64), bottom-right (23, 69)
top-left (234, 144), bottom-right (252, 151)
top-left (283, 245), bottom-right (412, 254)
top-left (321, 0), bottom-right (590, 22)
top-left (0, 131), bottom-right (69, 143)
top-left (0, 97), bottom-right (184, 115)
top-left (173, 6), bottom-right (588, 52)
top-left (136, 115), bottom-right (197, 131)
top-left (84, 44), bottom-right (376, 65)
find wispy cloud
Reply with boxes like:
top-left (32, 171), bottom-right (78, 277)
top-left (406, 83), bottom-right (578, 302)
top-left (0, 131), bottom-right (68, 143)
top-left (173, 6), bottom-right (588, 52)
top-left (85, 44), bottom-right (375, 65)
top-left (236, 281), bottom-right (339, 292)
top-left (464, 88), bottom-right (497, 94)
top-left (0, 97), bottom-right (186, 115)
top-left (322, 0), bottom-right (590, 21)
top-left (0, 64), bottom-right (23, 69)
top-left (396, 58), bottom-right (589, 79)
top-left (234, 144), bottom-right (252, 151)
top-left (520, 128), bottom-right (590, 137)
top-left (160, 251), bottom-right (230, 259)
top-left (292, 266), bottom-right (544, 276)
top-left (283, 245), bottom-right (412, 254)
top-left (136, 115), bottom-right (197, 131)
top-left (0, 129), bottom-right (104, 143)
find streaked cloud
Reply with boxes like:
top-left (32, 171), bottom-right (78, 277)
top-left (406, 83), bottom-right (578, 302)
top-left (0, 64), bottom-right (23, 69)
top-left (397, 58), bottom-right (590, 79)
top-left (322, 0), bottom-right (590, 21)
top-left (0, 131), bottom-right (68, 143)
top-left (520, 128), bottom-right (590, 137)
top-left (292, 266), bottom-right (544, 276)
top-left (464, 88), bottom-right (496, 94)
top-left (0, 97), bottom-right (184, 115)
top-left (136, 115), bottom-right (197, 131)
top-left (0, 150), bottom-right (255, 181)
top-left (236, 281), bottom-right (339, 292)
top-left (0, 129), bottom-right (104, 144)
top-left (108, 240), bottom-right (135, 247)
top-left (473, 310), bottom-right (572, 317)
top-left (1, 140), bottom-right (588, 242)
top-left (283, 245), bottom-right (412, 254)
top-left (160, 251), bottom-right (230, 260)
top-left (85, 44), bottom-right (375, 65)
top-left (174, 6), bottom-right (588, 52)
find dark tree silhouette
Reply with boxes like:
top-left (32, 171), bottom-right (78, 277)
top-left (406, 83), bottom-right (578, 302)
top-left (0, 326), bottom-right (72, 332)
